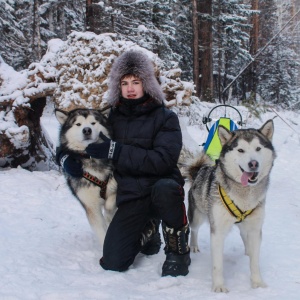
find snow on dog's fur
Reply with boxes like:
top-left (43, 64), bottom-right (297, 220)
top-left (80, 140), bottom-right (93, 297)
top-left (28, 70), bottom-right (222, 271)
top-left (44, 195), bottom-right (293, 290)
top-left (188, 120), bottom-right (276, 292)
top-left (55, 108), bottom-right (117, 246)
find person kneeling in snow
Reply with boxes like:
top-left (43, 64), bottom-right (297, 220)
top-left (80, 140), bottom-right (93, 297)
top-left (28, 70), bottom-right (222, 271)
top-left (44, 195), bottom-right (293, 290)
top-left (58, 50), bottom-right (190, 277)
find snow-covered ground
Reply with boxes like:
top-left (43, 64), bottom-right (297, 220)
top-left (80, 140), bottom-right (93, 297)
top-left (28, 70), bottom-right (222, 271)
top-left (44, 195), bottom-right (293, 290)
top-left (1, 104), bottom-right (300, 300)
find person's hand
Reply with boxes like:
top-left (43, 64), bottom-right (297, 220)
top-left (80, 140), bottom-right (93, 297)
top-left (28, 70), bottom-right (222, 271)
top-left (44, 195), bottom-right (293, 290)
top-left (86, 132), bottom-right (122, 161)
top-left (56, 148), bottom-right (83, 177)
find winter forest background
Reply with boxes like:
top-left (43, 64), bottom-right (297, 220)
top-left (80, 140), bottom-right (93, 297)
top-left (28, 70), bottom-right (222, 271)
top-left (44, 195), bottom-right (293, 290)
top-left (1, 2), bottom-right (300, 299)
top-left (0, 0), bottom-right (300, 170)
top-left (1, 0), bottom-right (300, 105)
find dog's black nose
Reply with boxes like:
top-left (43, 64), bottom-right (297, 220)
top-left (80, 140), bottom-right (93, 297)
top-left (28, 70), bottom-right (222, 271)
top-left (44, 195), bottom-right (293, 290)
top-left (248, 160), bottom-right (259, 170)
top-left (83, 127), bottom-right (92, 136)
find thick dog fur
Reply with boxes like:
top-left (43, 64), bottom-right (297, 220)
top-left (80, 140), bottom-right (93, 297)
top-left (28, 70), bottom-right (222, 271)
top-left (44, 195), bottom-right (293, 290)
top-left (55, 108), bottom-right (117, 246)
top-left (188, 119), bottom-right (276, 292)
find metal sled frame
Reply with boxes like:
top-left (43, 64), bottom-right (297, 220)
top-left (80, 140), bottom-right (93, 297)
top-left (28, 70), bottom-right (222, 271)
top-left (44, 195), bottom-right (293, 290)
top-left (202, 105), bottom-right (243, 161)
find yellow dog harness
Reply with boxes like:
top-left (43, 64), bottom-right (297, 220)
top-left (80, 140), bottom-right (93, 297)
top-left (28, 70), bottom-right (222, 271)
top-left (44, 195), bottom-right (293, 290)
top-left (218, 185), bottom-right (254, 223)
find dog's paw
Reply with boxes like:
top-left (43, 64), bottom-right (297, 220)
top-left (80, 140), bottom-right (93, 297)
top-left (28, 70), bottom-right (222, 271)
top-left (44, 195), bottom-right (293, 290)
top-left (251, 280), bottom-right (267, 289)
top-left (190, 245), bottom-right (200, 253)
top-left (212, 284), bottom-right (229, 293)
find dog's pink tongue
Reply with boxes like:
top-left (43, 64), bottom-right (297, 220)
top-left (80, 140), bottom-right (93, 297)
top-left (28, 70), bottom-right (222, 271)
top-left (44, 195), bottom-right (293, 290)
top-left (241, 172), bottom-right (253, 186)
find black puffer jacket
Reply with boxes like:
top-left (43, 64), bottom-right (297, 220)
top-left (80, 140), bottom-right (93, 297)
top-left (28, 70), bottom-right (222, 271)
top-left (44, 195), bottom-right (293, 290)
top-left (110, 97), bottom-right (184, 206)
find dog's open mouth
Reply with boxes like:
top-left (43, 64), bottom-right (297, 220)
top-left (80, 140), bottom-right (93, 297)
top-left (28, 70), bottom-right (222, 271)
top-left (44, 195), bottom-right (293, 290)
top-left (240, 167), bottom-right (259, 186)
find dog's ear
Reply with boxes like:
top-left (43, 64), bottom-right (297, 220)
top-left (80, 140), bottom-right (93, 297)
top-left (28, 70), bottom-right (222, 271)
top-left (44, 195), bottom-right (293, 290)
top-left (101, 114), bottom-right (109, 123)
top-left (218, 125), bottom-right (233, 146)
top-left (55, 109), bottom-right (68, 125)
top-left (259, 119), bottom-right (274, 141)
top-left (94, 110), bottom-right (109, 126)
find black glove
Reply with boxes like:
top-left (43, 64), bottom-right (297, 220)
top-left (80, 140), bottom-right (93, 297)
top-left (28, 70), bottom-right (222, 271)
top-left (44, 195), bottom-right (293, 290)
top-left (86, 132), bottom-right (122, 161)
top-left (56, 148), bottom-right (83, 177)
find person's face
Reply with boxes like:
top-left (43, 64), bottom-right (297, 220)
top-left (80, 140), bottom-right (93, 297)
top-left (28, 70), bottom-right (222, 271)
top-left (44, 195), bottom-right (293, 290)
top-left (121, 76), bottom-right (144, 99)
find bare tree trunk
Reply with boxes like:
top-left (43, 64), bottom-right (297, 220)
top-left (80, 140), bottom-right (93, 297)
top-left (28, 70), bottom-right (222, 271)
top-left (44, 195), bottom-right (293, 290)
top-left (109, 0), bottom-right (115, 32)
top-left (291, 0), bottom-right (296, 50)
top-left (192, 0), bottom-right (200, 97)
top-left (86, 0), bottom-right (93, 31)
top-left (199, 0), bottom-right (213, 102)
top-left (59, 6), bottom-right (66, 40)
top-left (86, 0), bottom-right (115, 34)
top-left (291, 0), bottom-right (300, 86)
top-left (247, 0), bottom-right (259, 99)
top-left (216, 0), bottom-right (222, 103)
top-left (32, 0), bottom-right (41, 61)
top-left (250, 0), bottom-right (259, 55)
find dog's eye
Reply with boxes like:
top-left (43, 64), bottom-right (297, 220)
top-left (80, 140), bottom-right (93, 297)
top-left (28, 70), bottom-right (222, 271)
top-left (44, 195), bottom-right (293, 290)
top-left (238, 149), bottom-right (244, 153)
top-left (91, 122), bottom-right (96, 125)
top-left (75, 123), bottom-right (81, 126)
top-left (256, 147), bottom-right (261, 151)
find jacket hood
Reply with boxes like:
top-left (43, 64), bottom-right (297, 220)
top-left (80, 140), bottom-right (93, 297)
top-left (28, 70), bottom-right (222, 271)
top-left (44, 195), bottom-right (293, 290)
top-left (107, 50), bottom-right (165, 106)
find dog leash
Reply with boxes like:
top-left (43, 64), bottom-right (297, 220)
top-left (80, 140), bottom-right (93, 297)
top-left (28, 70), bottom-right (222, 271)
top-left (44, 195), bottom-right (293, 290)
top-left (218, 185), bottom-right (254, 223)
top-left (83, 171), bottom-right (110, 199)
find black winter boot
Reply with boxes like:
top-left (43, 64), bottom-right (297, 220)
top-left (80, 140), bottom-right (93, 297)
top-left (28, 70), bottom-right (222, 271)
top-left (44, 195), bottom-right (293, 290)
top-left (162, 223), bottom-right (191, 277)
top-left (140, 219), bottom-right (162, 255)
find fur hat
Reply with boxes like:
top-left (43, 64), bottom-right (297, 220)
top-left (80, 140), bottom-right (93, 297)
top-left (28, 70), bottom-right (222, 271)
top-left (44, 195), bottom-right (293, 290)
top-left (107, 50), bottom-right (165, 106)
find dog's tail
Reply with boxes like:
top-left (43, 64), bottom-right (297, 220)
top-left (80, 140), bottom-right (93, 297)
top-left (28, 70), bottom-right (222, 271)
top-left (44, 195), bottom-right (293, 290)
top-left (187, 151), bottom-right (213, 182)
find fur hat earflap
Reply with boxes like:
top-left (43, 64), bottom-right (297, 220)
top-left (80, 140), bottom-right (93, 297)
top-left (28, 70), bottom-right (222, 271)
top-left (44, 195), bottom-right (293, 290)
top-left (107, 50), bottom-right (165, 106)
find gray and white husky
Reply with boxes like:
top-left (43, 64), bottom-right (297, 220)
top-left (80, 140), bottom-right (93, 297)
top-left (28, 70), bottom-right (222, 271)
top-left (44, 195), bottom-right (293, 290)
top-left (55, 108), bottom-right (117, 246)
top-left (188, 119), bottom-right (276, 292)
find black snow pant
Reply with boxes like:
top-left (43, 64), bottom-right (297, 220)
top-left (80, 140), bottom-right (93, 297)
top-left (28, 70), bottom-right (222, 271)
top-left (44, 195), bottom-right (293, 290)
top-left (100, 178), bottom-right (187, 272)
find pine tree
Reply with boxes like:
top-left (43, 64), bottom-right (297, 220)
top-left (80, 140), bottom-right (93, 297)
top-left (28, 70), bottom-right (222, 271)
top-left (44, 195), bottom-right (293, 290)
top-left (212, 0), bottom-right (253, 102)
top-left (151, 1), bottom-right (178, 67)
top-left (0, 0), bottom-right (85, 70)
top-left (256, 0), bottom-right (299, 106)
top-left (86, 1), bottom-right (193, 79)
top-left (0, 0), bottom-right (28, 70)
top-left (170, 0), bottom-right (193, 80)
